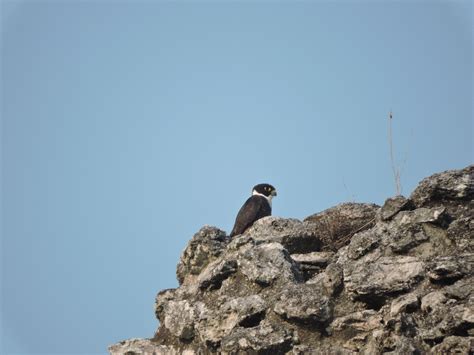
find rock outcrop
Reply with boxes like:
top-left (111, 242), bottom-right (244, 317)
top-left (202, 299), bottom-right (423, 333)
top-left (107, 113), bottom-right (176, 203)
top-left (109, 165), bottom-right (474, 354)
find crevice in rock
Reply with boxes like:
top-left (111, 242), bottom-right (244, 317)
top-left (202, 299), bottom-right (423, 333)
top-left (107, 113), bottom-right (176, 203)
top-left (429, 275), bottom-right (464, 286)
top-left (283, 234), bottom-right (322, 254)
top-left (356, 295), bottom-right (387, 311)
top-left (258, 338), bottom-right (293, 355)
top-left (205, 339), bottom-right (220, 352)
top-left (179, 337), bottom-right (194, 345)
top-left (301, 322), bottom-right (331, 336)
top-left (199, 260), bottom-right (238, 291)
top-left (439, 213), bottom-right (454, 227)
top-left (452, 323), bottom-right (472, 337)
top-left (239, 311), bottom-right (266, 328)
top-left (423, 337), bottom-right (444, 347)
top-left (359, 295), bottom-right (386, 311)
top-left (300, 266), bottom-right (324, 281)
top-left (382, 344), bottom-right (396, 352)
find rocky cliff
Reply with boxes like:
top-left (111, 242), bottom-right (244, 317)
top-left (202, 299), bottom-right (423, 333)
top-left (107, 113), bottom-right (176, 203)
top-left (109, 165), bottom-right (473, 354)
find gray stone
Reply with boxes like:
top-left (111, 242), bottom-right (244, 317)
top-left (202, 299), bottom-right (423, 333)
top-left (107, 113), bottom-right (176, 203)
top-left (346, 228), bottom-right (381, 259)
top-left (291, 251), bottom-right (335, 280)
top-left (194, 295), bottom-right (267, 347)
top-left (420, 304), bottom-right (473, 343)
top-left (426, 254), bottom-right (474, 283)
top-left (394, 206), bottom-right (447, 225)
top-left (307, 262), bottom-right (343, 297)
top-left (290, 251), bottom-right (334, 266)
top-left (162, 300), bottom-right (196, 341)
top-left (197, 258), bottom-right (238, 291)
top-left (244, 217), bottom-right (323, 254)
top-left (176, 226), bottom-right (229, 285)
top-left (380, 195), bottom-right (414, 221)
top-left (108, 339), bottom-right (202, 355)
top-left (444, 277), bottom-right (474, 300)
top-left (447, 216), bottom-right (474, 252)
top-left (376, 335), bottom-right (418, 355)
top-left (389, 223), bottom-right (429, 254)
top-left (239, 242), bottom-right (303, 287)
top-left (291, 344), bottom-right (353, 354)
top-left (345, 256), bottom-right (424, 303)
top-left (390, 293), bottom-right (420, 316)
top-left (378, 206), bottom-right (454, 255)
top-left (331, 310), bottom-right (382, 333)
top-left (421, 291), bottom-right (448, 313)
top-left (411, 165), bottom-right (474, 207)
top-left (224, 295), bottom-right (267, 327)
top-left (323, 262), bottom-right (344, 296)
top-left (274, 283), bottom-right (332, 326)
top-left (220, 322), bottom-right (293, 353)
top-left (430, 336), bottom-right (474, 354)
top-left (155, 288), bottom-right (177, 322)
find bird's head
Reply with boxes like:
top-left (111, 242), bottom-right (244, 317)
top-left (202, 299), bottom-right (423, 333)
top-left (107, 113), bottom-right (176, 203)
top-left (252, 183), bottom-right (277, 201)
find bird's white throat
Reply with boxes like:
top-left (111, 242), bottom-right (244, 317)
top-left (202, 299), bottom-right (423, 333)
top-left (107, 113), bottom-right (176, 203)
top-left (252, 190), bottom-right (273, 206)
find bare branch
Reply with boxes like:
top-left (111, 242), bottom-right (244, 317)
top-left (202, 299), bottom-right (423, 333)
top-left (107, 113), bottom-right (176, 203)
top-left (388, 110), bottom-right (401, 195)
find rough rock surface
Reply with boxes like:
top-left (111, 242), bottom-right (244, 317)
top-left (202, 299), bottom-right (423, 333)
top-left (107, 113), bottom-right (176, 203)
top-left (304, 202), bottom-right (379, 251)
top-left (110, 165), bottom-right (474, 354)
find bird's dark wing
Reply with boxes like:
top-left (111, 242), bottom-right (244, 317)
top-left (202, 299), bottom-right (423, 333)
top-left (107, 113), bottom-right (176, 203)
top-left (230, 195), bottom-right (271, 237)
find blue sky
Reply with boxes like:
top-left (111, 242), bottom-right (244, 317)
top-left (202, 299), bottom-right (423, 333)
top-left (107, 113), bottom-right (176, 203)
top-left (1, 1), bottom-right (472, 353)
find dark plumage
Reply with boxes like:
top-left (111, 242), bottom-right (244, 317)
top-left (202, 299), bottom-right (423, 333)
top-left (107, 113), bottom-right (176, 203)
top-left (230, 183), bottom-right (277, 237)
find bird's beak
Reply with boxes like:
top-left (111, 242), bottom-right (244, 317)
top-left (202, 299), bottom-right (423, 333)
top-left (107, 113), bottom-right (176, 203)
top-left (271, 190), bottom-right (277, 197)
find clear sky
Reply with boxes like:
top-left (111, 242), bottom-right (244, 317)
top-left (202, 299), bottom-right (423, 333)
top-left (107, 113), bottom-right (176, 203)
top-left (1, 0), bottom-right (472, 353)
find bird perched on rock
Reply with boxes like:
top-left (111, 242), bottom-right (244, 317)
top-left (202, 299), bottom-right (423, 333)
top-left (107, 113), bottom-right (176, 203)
top-left (230, 183), bottom-right (277, 237)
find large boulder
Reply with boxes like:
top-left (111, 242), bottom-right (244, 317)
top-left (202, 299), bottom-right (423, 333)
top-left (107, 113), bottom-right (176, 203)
top-left (110, 165), bottom-right (474, 354)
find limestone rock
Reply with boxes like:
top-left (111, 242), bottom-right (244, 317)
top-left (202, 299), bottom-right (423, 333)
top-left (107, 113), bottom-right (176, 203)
top-left (108, 339), bottom-right (208, 355)
top-left (176, 226), bottom-right (229, 285)
top-left (307, 262), bottom-right (344, 296)
top-left (273, 283), bottom-right (332, 326)
top-left (291, 251), bottom-right (335, 279)
top-left (290, 251), bottom-right (334, 266)
top-left (197, 259), bottom-right (238, 291)
top-left (380, 195), bottom-right (414, 221)
top-left (444, 277), bottom-right (473, 300)
top-left (411, 165), bottom-right (474, 207)
top-left (239, 242), bottom-right (303, 287)
top-left (390, 293), bottom-right (420, 316)
top-left (421, 291), bottom-right (448, 313)
top-left (155, 288), bottom-right (177, 322)
top-left (162, 300), bottom-right (196, 341)
top-left (244, 217), bottom-right (322, 254)
top-left (394, 206), bottom-right (448, 225)
top-left (304, 202), bottom-right (379, 250)
top-left (110, 165), bottom-right (474, 354)
top-left (430, 336), bottom-right (474, 354)
top-left (426, 254), bottom-right (474, 283)
top-left (346, 228), bottom-right (381, 259)
top-left (447, 216), bottom-right (474, 252)
top-left (344, 256), bottom-right (424, 305)
top-left (220, 322), bottom-right (293, 353)
top-left (194, 295), bottom-right (267, 347)
top-left (331, 310), bottom-right (382, 333)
